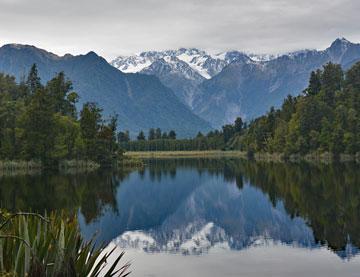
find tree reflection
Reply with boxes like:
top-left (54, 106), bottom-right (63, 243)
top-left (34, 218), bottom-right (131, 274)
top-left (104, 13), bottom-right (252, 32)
top-left (0, 169), bottom-right (133, 224)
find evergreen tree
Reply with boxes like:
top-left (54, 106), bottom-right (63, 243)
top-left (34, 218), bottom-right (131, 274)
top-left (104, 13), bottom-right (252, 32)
top-left (168, 130), bottom-right (176, 140)
top-left (79, 102), bottom-right (103, 160)
top-left (155, 128), bottom-right (162, 139)
top-left (26, 64), bottom-right (42, 96)
top-left (22, 87), bottom-right (56, 165)
top-left (148, 128), bottom-right (156, 140)
top-left (306, 70), bottom-right (322, 95)
top-left (137, 131), bottom-right (145, 140)
top-left (321, 62), bottom-right (343, 106)
top-left (234, 117), bottom-right (243, 133)
top-left (118, 130), bottom-right (130, 142)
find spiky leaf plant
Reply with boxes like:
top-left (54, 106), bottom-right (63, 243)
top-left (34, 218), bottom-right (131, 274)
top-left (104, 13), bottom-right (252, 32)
top-left (0, 210), bottom-right (130, 276)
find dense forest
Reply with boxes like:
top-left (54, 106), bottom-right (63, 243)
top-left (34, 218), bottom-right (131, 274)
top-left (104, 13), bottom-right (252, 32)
top-left (121, 62), bottom-right (360, 158)
top-left (234, 61), bottom-right (360, 156)
top-left (0, 64), bottom-right (119, 167)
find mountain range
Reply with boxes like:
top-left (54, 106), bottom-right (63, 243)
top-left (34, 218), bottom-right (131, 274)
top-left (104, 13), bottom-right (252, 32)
top-left (112, 38), bottom-right (360, 128)
top-left (0, 44), bottom-right (212, 137)
top-left (0, 38), bottom-right (359, 136)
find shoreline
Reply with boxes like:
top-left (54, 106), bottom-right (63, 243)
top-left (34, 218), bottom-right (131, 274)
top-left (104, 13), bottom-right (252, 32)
top-left (125, 151), bottom-right (360, 163)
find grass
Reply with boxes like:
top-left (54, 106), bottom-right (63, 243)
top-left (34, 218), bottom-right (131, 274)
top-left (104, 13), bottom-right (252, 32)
top-left (125, 150), bottom-right (360, 163)
top-left (117, 156), bottom-right (144, 167)
top-left (0, 160), bottom-right (42, 170)
top-left (58, 159), bottom-right (100, 170)
top-left (125, 150), bottom-right (247, 159)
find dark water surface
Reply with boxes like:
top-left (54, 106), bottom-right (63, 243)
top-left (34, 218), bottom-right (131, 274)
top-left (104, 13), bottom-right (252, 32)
top-left (1, 159), bottom-right (360, 276)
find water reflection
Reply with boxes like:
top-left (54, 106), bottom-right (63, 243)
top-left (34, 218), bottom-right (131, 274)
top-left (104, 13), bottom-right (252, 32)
top-left (0, 159), bottom-right (359, 260)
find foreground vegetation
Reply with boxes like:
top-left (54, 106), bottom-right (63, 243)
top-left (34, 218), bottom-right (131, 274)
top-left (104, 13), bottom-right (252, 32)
top-left (0, 211), bottom-right (130, 276)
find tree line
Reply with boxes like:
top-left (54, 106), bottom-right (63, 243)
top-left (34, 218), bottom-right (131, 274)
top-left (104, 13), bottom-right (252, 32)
top-left (119, 112), bottom-right (245, 152)
top-left (119, 127), bottom-right (229, 151)
top-left (0, 64), bottom-right (119, 167)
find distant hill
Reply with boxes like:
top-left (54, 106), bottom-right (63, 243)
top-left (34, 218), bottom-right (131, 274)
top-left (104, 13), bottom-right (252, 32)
top-left (0, 44), bottom-right (212, 137)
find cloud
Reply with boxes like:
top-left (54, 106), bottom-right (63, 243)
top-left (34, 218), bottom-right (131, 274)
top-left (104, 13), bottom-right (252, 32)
top-left (0, 0), bottom-right (359, 60)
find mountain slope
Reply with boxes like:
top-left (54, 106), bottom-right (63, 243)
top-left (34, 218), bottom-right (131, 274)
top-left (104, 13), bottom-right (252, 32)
top-left (193, 38), bottom-right (360, 127)
top-left (0, 44), bottom-right (212, 137)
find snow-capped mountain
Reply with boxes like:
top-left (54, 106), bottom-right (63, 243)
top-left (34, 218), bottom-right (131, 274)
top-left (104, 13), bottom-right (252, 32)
top-left (111, 48), bottom-right (252, 106)
top-left (111, 48), bottom-right (236, 79)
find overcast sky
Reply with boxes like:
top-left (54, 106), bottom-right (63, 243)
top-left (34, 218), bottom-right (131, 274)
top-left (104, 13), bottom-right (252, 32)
top-left (0, 0), bottom-right (359, 60)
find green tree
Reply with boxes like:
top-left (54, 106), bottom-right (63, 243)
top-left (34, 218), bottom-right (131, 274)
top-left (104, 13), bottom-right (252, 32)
top-left (79, 102), bottom-right (103, 160)
top-left (306, 70), bottom-right (322, 96)
top-left (320, 62), bottom-right (343, 106)
top-left (168, 130), bottom-right (176, 140)
top-left (155, 128), bottom-right (162, 139)
top-left (26, 64), bottom-right (42, 96)
top-left (234, 117), bottom-right (243, 133)
top-left (22, 87), bottom-right (56, 165)
top-left (148, 128), bottom-right (156, 140)
top-left (137, 130), bottom-right (145, 141)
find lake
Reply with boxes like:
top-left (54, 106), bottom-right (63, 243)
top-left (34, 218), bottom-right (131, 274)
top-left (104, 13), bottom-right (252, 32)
top-left (1, 158), bottom-right (360, 276)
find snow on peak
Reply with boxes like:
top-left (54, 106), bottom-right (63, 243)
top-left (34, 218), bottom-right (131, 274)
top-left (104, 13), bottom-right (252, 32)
top-left (249, 53), bottom-right (279, 62)
top-left (111, 48), bottom-right (254, 79)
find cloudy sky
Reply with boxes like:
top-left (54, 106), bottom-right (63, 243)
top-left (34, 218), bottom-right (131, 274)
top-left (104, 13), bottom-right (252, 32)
top-left (0, 0), bottom-right (359, 60)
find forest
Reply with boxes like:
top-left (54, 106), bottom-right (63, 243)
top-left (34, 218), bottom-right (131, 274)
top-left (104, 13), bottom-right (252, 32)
top-left (0, 64), bottom-right (119, 167)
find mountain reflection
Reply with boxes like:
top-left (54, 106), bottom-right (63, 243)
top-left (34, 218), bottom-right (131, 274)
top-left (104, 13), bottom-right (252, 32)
top-left (0, 159), bottom-right (359, 258)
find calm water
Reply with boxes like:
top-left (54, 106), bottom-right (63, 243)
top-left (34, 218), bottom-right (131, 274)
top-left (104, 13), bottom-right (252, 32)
top-left (1, 158), bottom-right (360, 276)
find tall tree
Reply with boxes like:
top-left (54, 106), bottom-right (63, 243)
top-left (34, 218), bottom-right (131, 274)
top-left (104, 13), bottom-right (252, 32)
top-left (46, 72), bottom-right (78, 117)
top-left (155, 128), bottom-right (162, 139)
top-left (305, 70), bottom-right (322, 96)
top-left (137, 131), bottom-right (145, 141)
top-left (321, 62), bottom-right (343, 106)
top-left (168, 130), bottom-right (176, 140)
top-left (234, 117), bottom-right (243, 133)
top-left (79, 102), bottom-right (103, 159)
top-left (148, 128), bottom-right (156, 140)
top-left (22, 87), bottom-right (56, 165)
top-left (26, 64), bottom-right (42, 96)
